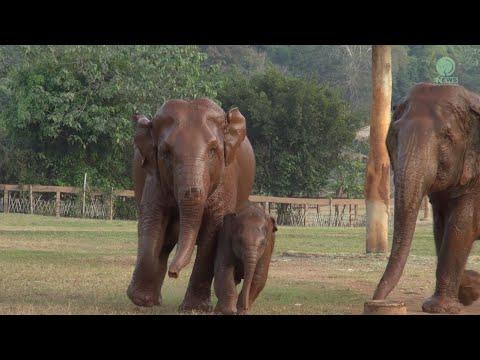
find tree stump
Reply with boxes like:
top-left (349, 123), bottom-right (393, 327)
top-left (363, 300), bottom-right (407, 315)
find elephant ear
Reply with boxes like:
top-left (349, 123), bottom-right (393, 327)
top-left (468, 91), bottom-right (480, 117)
top-left (224, 108), bottom-right (247, 166)
top-left (132, 114), bottom-right (154, 168)
top-left (132, 114), bottom-right (152, 129)
top-left (459, 92), bottom-right (480, 186)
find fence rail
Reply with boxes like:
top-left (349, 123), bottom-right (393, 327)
top-left (0, 184), bottom-right (431, 227)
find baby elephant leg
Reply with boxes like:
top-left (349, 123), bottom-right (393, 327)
top-left (213, 262), bottom-right (238, 315)
top-left (458, 270), bottom-right (480, 306)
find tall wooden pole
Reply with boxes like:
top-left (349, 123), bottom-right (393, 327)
top-left (365, 45), bottom-right (392, 253)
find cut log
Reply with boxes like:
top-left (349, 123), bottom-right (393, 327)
top-left (364, 300), bottom-right (407, 315)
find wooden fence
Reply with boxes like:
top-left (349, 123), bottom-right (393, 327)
top-left (0, 184), bottom-right (431, 227)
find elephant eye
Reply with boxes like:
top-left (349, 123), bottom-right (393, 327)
top-left (442, 128), bottom-right (453, 142)
top-left (208, 146), bottom-right (217, 159)
top-left (161, 148), bottom-right (172, 163)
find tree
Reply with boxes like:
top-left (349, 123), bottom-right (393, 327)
top-left (326, 140), bottom-right (368, 198)
top-left (218, 67), bottom-right (361, 197)
top-left (0, 45), bottom-right (223, 188)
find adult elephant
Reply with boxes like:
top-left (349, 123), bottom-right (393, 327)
top-left (127, 98), bottom-right (255, 312)
top-left (372, 83), bottom-right (480, 314)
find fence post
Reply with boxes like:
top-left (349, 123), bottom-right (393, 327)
top-left (29, 185), bottom-right (34, 214)
top-left (55, 191), bottom-right (61, 217)
top-left (3, 190), bottom-right (8, 213)
top-left (303, 204), bottom-right (307, 226)
top-left (349, 204), bottom-right (352, 227)
top-left (108, 188), bottom-right (114, 221)
top-left (329, 198), bottom-right (332, 227)
top-left (82, 173), bottom-right (87, 217)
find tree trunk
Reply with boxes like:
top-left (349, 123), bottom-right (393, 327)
top-left (365, 45), bottom-right (392, 253)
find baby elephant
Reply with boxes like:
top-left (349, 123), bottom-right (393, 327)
top-left (214, 202), bottom-right (277, 315)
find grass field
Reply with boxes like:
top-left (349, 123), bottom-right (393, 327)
top-left (1, 213), bottom-right (480, 315)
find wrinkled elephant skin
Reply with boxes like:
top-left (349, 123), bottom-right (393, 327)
top-left (213, 202), bottom-right (277, 315)
top-left (127, 99), bottom-right (255, 312)
top-left (373, 83), bottom-right (480, 314)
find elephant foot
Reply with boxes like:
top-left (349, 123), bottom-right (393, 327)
top-left (213, 303), bottom-right (237, 315)
top-left (237, 309), bottom-right (249, 315)
top-left (422, 295), bottom-right (462, 314)
top-left (458, 270), bottom-right (480, 306)
top-left (127, 284), bottom-right (161, 307)
top-left (178, 297), bottom-right (213, 314)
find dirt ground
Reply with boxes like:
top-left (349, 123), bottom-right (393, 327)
top-left (271, 252), bottom-right (480, 315)
top-left (1, 213), bottom-right (480, 315)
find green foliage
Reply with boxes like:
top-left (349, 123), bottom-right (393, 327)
top-left (218, 67), bottom-right (361, 197)
top-left (0, 45), bottom-right (222, 188)
top-left (325, 141), bottom-right (368, 198)
top-left (255, 45), bottom-right (373, 119)
top-left (255, 45), bottom-right (480, 113)
top-left (199, 45), bottom-right (268, 74)
top-left (4, 45), bottom-right (480, 198)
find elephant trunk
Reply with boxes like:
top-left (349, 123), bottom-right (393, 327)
top-left (168, 201), bottom-right (205, 278)
top-left (373, 157), bottom-right (428, 300)
top-left (239, 250), bottom-right (257, 313)
top-left (168, 161), bottom-right (209, 278)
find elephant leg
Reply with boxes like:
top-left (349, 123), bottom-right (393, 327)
top-left (213, 227), bottom-right (238, 315)
top-left (431, 201), bottom-right (479, 306)
top-left (179, 215), bottom-right (221, 313)
top-left (423, 198), bottom-right (475, 314)
top-left (127, 176), bottom-right (170, 307)
top-left (213, 262), bottom-right (238, 315)
top-left (156, 218), bottom-right (179, 306)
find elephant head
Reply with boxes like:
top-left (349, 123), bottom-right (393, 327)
top-left (373, 83), bottom-right (480, 300)
top-left (134, 99), bottom-right (247, 278)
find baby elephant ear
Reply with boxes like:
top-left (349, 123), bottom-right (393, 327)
top-left (224, 108), bottom-right (247, 166)
top-left (132, 114), bottom-right (152, 128)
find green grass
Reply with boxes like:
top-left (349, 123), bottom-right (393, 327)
top-left (1, 213), bottom-right (478, 315)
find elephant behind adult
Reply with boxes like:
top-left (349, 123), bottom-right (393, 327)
top-left (127, 98), bottom-right (255, 312)
top-left (373, 83), bottom-right (480, 313)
